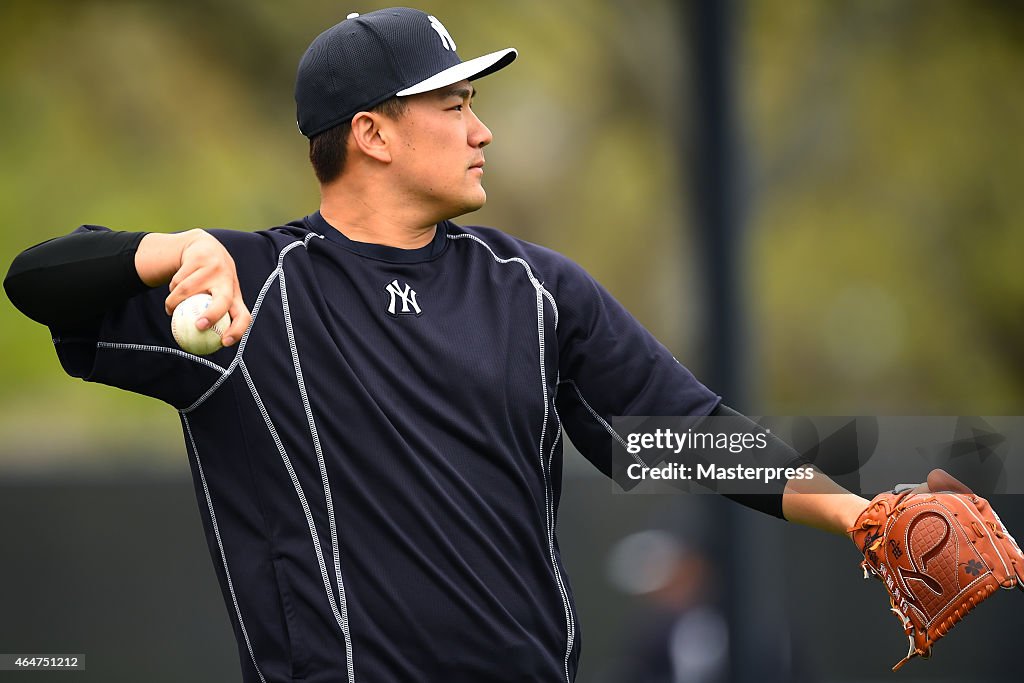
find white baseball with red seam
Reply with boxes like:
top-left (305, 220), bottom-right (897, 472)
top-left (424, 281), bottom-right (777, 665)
top-left (171, 293), bottom-right (231, 355)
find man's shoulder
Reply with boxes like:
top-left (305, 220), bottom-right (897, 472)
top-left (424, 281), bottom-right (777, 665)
top-left (443, 222), bottom-right (578, 280)
top-left (205, 218), bottom-right (315, 257)
top-left (197, 218), bottom-right (319, 286)
top-left (207, 217), bottom-right (312, 246)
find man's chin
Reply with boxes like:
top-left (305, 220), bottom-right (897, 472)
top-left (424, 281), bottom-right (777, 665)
top-left (465, 190), bottom-right (487, 213)
top-left (442, 192), bottom-right (487, 220)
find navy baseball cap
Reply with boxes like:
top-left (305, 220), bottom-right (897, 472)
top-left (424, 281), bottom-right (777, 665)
top-left (295, 8), bottom-right (518, 138)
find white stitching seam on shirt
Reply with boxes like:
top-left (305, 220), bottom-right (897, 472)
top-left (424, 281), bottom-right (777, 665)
top-left (278, 266), bottom-right (356, 682)
top-left (181, 413), bottom-right (267, 683)
top-left (446, 233), bottom-right (559, 329)
top-left (239, 357), bottom-right (355, 672)
top-left (546, 392), bottom-right (577, 676)
top-left (83, 234), bottom-right (331, 680)
top-left (186, 232), bottom-right (356, 677)
top-left (183, 234), bottom-right (319, 414)
top-left (536, 288), bottom-right (575, 682)
top-left (96, 342), bottom-right (228, 374)
top-left (447, 231), bottom-right (574, 683)
top-left (79, 236), bottom-right (317, 417)
top-left (557, 378), bottom-right (646, 469)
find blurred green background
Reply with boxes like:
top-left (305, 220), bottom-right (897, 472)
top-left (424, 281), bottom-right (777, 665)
top-left (3, 0), bottom-right (1023, 470)
top-left (2, 1), bottom-right (1023, 681)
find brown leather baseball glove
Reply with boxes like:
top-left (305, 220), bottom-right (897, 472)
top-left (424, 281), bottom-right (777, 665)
top-left (848, 486), bottom-right (1024, 670)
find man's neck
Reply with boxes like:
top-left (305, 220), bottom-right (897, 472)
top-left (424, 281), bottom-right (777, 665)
top-left (319, 185), bottom-right (438, 250)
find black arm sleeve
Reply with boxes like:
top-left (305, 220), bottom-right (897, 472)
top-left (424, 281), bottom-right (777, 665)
top-left (708, 403), bottom-right (811, 520)
top-left (4, 227), bottom-right (150, 328)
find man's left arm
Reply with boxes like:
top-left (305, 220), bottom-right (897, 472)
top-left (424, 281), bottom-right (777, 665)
top-left (546, 250), bottom-right (969, 528)
top-left (782, 464), bottom-right (974, 536)
top-left (548, 253), bottom-right (800, 519)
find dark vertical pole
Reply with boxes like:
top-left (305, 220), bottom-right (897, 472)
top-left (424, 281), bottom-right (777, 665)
top-left (687, 3), bottom-right (744, 681)
top-left (689, 0), bottom-right (746, 407)
top-left (686, 3), bottom-right (792, 683)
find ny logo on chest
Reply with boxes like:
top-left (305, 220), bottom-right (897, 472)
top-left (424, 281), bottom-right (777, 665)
top-left (385, 279), bottom-right (423, 317)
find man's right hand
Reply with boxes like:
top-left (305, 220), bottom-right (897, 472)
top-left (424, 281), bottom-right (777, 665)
top-left (136, 230), bottom-right (252, 347)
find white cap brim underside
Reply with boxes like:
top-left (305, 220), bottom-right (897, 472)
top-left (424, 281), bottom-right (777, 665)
top-left (396, 48), bottom-right (517, 96)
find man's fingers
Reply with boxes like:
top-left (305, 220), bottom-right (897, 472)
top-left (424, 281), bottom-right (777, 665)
top-left (204, 294), bottom-right (233, 332)
top-left (166, 285), bottom-right (233, 331)
top-left (165, 269), bottom-right (213, 315)
top-left (222, 297), bottom-right (252, 347)
top-left (168, 265), bottom-right (195, 293)
top-left (926, 468), bottom-right (973, 494)
top-left (160, 230), bottom-right (247, 346)
top-left (908, 468), bottom-right (974, 495)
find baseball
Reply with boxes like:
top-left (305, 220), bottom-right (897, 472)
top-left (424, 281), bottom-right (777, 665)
top-left (171, 293), bottom-right (231, 355)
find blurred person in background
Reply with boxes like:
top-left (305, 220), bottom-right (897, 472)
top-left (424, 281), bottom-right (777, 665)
top-left (607, 529), bottom-right (729, 683)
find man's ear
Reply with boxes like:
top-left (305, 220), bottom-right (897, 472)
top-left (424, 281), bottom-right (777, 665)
top-left (349, 111), bottom-right (392, 163)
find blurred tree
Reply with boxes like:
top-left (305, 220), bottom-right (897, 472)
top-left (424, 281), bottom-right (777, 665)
top-left (744, 0), bottom-right (1024, 414)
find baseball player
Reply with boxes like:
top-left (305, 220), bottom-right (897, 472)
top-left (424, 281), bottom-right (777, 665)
top-left (5, 8), bottom-right (1017, 682)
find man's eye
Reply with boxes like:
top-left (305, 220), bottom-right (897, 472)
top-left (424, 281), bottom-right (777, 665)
top-left (451, 104), bottom-right (464, 112)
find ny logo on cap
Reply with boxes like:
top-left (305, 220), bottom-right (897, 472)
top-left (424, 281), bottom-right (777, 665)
top-left (385, 279), bottom-right (422, 316)
top-left (428, 15), bottom-right (457, 51)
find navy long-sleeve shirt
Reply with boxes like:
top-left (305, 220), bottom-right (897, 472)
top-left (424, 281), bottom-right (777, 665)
top-left (8, 214), bottom-right (726, 682)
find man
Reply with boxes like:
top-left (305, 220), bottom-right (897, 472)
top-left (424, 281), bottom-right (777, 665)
top-left (3, 8), bottom-right (968, 682)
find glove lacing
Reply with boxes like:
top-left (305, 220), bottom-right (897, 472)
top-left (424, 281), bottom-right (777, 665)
top-left (890, 582), bottom-right (998, 671)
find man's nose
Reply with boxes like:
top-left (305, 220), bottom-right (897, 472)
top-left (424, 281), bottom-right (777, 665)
top-left (468, 109), bottom-right (493, 148)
